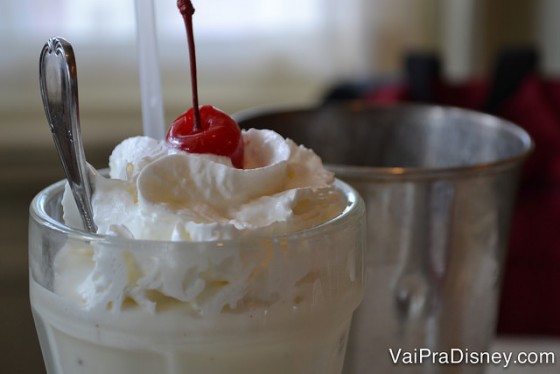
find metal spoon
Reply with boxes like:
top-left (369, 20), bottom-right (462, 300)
top-left (39, 37), bottom-right (98, 233)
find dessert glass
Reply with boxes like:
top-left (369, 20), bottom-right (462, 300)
top-left (29, 178), bottom-right (365, 374)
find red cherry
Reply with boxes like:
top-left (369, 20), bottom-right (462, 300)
top-left (166, 105), bottom-right (244, 168)
top-left (169, 1), bottom-right (245, 168)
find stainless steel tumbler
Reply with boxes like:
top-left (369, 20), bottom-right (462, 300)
top-left (235, 103), bottom-right (533, 373)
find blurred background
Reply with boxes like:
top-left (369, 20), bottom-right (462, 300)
top-left (1, 0), bottom-right (559, 372)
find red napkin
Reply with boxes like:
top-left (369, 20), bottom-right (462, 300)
top-left (496, 75), bottom-right (560, 335)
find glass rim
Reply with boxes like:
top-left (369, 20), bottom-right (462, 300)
top-left (235, 102), bottom-right (534, 180)
top-left (29, 177), bottom-right (364, 247)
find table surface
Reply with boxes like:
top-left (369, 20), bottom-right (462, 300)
top-left (487, 338), bottom-right (560, 373)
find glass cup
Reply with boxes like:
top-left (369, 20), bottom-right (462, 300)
top-left (236, 103), bottom-right (533, 374)
top-left (29, 178), bottom-right (365, 374)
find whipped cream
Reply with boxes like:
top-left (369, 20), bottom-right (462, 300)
top-left (63, 129), bottom-right (343, 241)
top-left (56, 129), bottom-right (353, 315)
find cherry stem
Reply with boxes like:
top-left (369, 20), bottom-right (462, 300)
top-left (178, 0), bottom-right (201, 132)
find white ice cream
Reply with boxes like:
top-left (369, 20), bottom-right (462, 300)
top-left (55, 129), bottom-right (349, 315)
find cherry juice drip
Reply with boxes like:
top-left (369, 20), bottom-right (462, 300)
top-left (178, 0), bottom-right (201, 131)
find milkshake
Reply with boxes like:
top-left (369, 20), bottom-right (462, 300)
top-left (29, 129), bottom-right (365, 373)
top-left (32, 1), bottom-right (364, 371)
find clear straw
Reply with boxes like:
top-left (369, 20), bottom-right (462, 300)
top-left (134, 0), bottom-right (166, 139)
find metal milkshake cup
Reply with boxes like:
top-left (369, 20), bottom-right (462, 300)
top-left (235, 103), bottom-right (532, 373)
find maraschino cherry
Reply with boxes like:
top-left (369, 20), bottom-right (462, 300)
top-left (166, 0), bottom-right (244, 168)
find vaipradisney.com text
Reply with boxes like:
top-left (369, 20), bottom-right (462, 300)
top-left (389, 348), bottom-right (556, 368)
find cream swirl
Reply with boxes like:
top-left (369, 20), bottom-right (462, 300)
top-left (63, 128), bottom-right (344, 241)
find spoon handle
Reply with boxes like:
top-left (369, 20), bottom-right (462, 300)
top-left (39, 37), bottom-right (97, 233)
